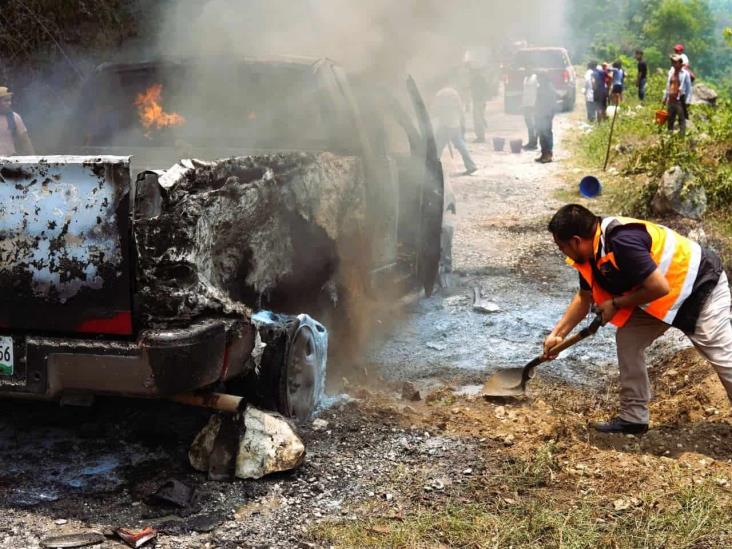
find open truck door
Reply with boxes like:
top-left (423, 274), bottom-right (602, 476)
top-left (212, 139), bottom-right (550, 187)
top-left (405, 76), bottom-right (444, 296)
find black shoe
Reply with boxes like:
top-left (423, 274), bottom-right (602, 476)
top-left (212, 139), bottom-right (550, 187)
top-left (592, 416), bottom-right (648, 435)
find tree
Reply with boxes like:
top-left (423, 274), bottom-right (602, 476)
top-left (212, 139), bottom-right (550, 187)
top-left (640, 0), bottom-right (717, 73)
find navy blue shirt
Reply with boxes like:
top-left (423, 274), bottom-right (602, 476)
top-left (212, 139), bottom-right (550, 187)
top-left (579, 222), bottom-right (723, 333)
top-left (579, 225), bottom-right (656, 293)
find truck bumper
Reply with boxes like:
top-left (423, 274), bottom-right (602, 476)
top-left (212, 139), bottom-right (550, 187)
top-left (0, 319), bottom-right (254, 400)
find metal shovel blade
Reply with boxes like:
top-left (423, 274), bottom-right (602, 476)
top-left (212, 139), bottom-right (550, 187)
top-left (481, 314), bottom-right (604, 398)
top-left (482, 366), bottom-right (534, 397)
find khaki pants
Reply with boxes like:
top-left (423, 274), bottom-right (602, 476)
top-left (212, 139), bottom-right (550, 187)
top-left (616, 272), bottom-right (732, 423)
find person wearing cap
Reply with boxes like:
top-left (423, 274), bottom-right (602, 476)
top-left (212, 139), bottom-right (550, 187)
top-left (673, 44), bottom-right (694, 119)
top-left (673, 44), bottom-right (690, 72)
top-left (663, 54), bottom-right (692, 137)
top-left (0, 87), bottom-right (35, 156)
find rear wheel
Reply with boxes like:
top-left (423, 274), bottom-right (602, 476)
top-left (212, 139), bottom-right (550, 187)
top-left (236, 313), bottom-right (327, 423)
top-left (279, 318), bottom-right (327, 421)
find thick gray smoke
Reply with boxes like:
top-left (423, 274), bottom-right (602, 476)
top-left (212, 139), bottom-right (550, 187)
top-left (156, 0), bottom-right (569, 82)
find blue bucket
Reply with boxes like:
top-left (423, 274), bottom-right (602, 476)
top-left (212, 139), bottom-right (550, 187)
top-left (579, 175), bottom-right (601, 198)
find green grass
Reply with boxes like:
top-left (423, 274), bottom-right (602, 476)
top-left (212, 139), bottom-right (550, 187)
top-left (311, 483), bottom-right (732, 549)
top-left (311, 443), bottom-right (732, 548)
top-left (572, 73), bottom-right (732, 219)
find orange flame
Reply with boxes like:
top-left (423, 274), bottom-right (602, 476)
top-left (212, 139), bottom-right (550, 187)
top-left (134, 84), bottom-right (185, 136)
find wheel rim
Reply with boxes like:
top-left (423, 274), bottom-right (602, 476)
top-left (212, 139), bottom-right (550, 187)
top-left (284, 323), bottom-right (325, 421)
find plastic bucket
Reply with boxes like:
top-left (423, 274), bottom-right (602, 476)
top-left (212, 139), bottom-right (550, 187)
top-left (492, 137), bottom-right (505, 151)
top-left (509, 139), bottom-right (522, 154)
top-left (655, 109), bottom-right (668, 125)
top-left (579, 175), bottom-right (601, 198)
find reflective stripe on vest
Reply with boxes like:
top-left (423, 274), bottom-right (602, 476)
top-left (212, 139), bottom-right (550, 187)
top-left (568, 216), bottom-right (701, 327)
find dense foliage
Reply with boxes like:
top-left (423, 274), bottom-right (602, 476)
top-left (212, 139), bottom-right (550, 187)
top-left (566, 0), bottom-right (732, 81)
top-left (0, 0), bottom-right (140, 83)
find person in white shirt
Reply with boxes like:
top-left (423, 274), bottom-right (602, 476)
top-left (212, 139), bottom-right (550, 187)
top-left (521, 73), bottom-right (538, 150)
top-left (583, 61), bottom-right (596, 122)
top-left (673, 44), bottom-right (694, 118)
top-left (0, 86), bottom-right (35, 156)
top-left (663, 54), bottom-right (692, 137)
top-left (433, 87), bottom-right (477, 175)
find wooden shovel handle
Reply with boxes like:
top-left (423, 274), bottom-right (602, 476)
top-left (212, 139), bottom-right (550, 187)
top-left (547, 314), bottom-right (603, 356)
top-left (520, 315), bottom-right (603, 387)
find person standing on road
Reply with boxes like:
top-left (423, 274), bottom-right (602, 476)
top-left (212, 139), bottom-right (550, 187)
top-left (0, 86), bottom-right (35, 156)
top-left (534, 71), bottom-right (558, 164)
top-left (593, 63), bottom-right (609, 121)
top-left (635, 50), bottom-right (648, 101)
top-left (663, 54), bottom-right (691, 138)
top-left (545, 204), bottom-right (730, 434)
top-left (610, 61), bottom-right (625, 105)
top-left (433, 86), bottom-right (478, 175)
top-left (583, 62), bottom-right (596, 123)
top-left (469, 66), bottom-right (489, 143)
top-left (521, 72), bottom-right (538, 150)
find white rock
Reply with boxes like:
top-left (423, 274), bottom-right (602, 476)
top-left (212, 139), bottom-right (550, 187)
top-left (473, 301), bottom-right (501, 314)
top-left (687, 227), bottom-right (707, 245)
top-left (312, 418), bottom-right (329, 431)
top-left (651, 166), bottom-right (707, 220)
top-left (235, 407), bottom-right (306, 480)
top-left (189, 415), bottom-right (223, 473)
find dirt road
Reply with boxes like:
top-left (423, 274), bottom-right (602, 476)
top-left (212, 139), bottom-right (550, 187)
top-left (2, 98), bottom-right (730, 548)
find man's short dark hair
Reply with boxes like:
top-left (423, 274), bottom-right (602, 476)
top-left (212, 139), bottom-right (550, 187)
top-left (587, 61), bottom-right (596, 70)
top-left (635, 49), bottom-right (643, 55)
top-left (548, 204), bottom-right (599, 241)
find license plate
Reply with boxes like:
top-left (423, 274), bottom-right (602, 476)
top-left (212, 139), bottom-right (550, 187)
top-left (0, 336), bottom-right (13, 376)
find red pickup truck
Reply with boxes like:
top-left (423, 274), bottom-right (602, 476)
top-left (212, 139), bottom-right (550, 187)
top-left (504, 47), bottom-right (577, 114)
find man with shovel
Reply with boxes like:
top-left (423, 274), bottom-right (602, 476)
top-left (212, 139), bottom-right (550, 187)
top-left (544, 204), bottom-right (731, 434)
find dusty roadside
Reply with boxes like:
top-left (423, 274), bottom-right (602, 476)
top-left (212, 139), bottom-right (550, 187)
top-left (1, 97), bottom-right (731, 549)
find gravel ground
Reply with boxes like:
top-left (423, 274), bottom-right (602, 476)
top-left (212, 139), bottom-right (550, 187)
top-left (0, 95), bottom-right (691, 548)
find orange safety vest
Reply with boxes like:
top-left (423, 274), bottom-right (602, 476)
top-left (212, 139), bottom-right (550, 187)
top-left (567, 216), bottom-right (702, 328)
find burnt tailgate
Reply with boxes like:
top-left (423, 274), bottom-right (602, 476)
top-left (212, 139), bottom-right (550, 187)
top-left (0, 156), bottom-right (133, 335)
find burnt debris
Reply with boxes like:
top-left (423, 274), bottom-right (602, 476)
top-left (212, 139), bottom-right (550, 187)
top-left (134, 152), bottom-right (366, 327)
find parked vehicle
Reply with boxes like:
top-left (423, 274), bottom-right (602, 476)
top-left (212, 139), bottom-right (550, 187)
top-left (503, 47), bottom-right (576, 114)
top-left (0, 57), bottom-right (444, 420)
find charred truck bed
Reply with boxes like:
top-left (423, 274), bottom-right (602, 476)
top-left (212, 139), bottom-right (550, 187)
top-left (133, 152), bottom-right (366, 327)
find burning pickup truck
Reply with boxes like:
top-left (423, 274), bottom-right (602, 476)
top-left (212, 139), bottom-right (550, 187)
top-left (0, 57), bottom-right (444, 421)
